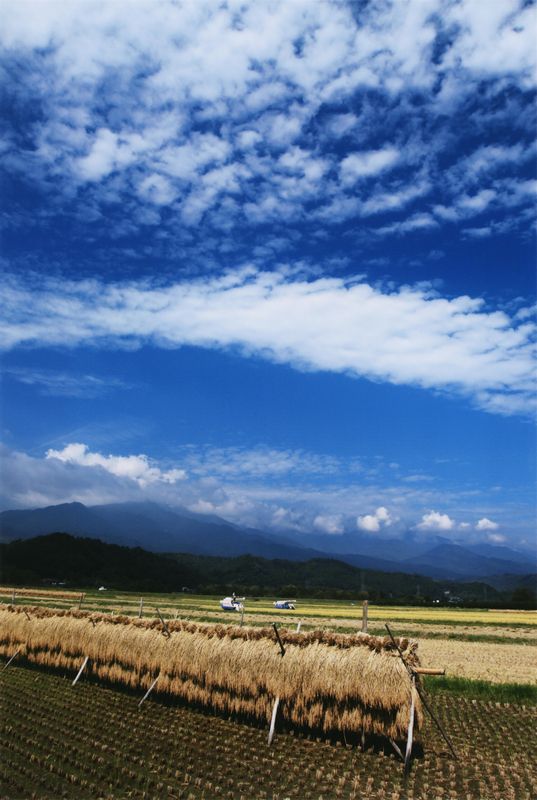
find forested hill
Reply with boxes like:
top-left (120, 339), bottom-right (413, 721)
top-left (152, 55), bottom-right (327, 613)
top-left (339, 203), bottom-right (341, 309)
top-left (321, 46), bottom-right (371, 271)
top-left (0, 533), bottom-right (197, 592)
top-left (1, 533), bottom-right (534, 607)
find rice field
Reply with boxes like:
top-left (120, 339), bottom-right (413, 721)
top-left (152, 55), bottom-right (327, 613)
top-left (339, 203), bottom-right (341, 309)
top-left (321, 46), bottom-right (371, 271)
top-left (1, 587), bottom-right (536, 798)
top-left (1, 662), bottom-right (536, 800)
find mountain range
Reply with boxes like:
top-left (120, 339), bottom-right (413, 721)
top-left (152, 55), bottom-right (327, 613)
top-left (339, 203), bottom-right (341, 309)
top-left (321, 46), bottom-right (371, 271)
top-left (0, 501), bottom-right (535, 586)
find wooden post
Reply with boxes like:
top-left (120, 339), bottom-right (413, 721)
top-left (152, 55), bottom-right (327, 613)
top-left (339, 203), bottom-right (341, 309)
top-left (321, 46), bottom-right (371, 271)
top-left (2, 649), bottom-right (21, 671)
top-left (138, 597), bottom-right (143, 618)
top-left (361, 600), bottom-right (368, 633)
top-left (78, 593), bottom-right (84, 610)
top-left (240, 607), bottom-right (244, 627)
top-left (156, 608), bottom-right (171, 638)
top-left (11, 589), bottom-right (15, 605)
top-left (404, 677), bottom-right (416, 773)
top-left (385, 623), bottom-right (458, 761)
top-left (138, 675), bottom-right (160, 707)
top-left (389, 738), bottom-right (404, 762)
top-left (72, 656), bottom-right (89, 687)
top-left (296, 620), bottom-right (302, 633)
top-left (272, 623), bottom-right (285, 657)
top-left (267, 696), bottom-right (280, 745)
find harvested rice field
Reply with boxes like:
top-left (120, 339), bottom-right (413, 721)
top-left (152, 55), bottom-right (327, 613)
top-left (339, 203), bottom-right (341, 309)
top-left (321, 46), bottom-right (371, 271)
top-left (1, 592), bottom-right (536, 799)
top-left (2, 589), bottom-right (536, 684)
top-left (1, 662), bottom-right (536, 800)
top-left (419, 638), bottom-right (537, 685)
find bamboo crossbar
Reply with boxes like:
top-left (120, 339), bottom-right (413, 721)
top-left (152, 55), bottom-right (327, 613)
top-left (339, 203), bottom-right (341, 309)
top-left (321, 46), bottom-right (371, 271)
top-left (413, 667), bottom-right (445, 676)
top-left (0, 605), bottom-right (423, 739)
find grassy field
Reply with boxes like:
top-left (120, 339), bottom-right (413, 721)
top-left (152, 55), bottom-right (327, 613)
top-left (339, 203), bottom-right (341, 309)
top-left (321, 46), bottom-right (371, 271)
top-left (1, 662), bottom-right (536, 800)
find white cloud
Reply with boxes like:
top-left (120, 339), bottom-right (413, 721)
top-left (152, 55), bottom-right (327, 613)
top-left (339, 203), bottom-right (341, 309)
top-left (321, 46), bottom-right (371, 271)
top-left (325, 113), bottom-right (357, 137)
top-left (357, 514), bottom-right (380, 532)
top-left (2, 269), bottom-right (535, 416)
top-left (340, 148), bottom-right (399, 184)
top-left (357, 506), bottom-right (393, 533)
top-left (46, 443), bottom-right (186, 487)
top-left (441, 0), bottom-right (536, 86)
top-left (416, 510), bottom-right (455, 531)
top-left (475, 517), bottom-right (499, 531)
top-left (486, 533), bottom-right (507, 544)
top-left (313, 514), bottom-right (344, 535)
top-left (137, 174), bottom-right (177, 206)
top-left (375, 212), bottom-right (439, 236)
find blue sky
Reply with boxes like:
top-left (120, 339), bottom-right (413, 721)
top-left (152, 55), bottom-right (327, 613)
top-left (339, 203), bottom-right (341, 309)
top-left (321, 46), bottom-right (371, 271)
top-left (1, 0), bottom-right (536, 549)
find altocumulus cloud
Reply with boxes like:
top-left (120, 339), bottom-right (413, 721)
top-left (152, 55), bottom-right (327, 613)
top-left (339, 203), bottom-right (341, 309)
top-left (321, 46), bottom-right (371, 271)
top-left (1, 0), bottom-right (535, 249)
top-left (1, 269), bottom-right (535, 416)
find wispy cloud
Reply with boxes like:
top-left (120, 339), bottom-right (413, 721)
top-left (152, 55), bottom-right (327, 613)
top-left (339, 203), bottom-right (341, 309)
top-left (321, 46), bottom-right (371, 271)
top-left (2, 269), bottom-right (535, 416)
top-left (177, 445), bottom-right (345, 480)
top-left (4, 367), bottom-right (129, 398)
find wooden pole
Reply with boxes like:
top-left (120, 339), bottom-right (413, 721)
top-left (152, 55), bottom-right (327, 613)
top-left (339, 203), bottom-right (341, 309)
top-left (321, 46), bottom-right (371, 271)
top-left (361, 600), bottom-right (368, 633)
top-left (404, 677), bottom-right (416, 773)
top-left (296, 620), bottom-right (302, 633)
top-left (138, 597), bottom-right (144, 618)
top-left (272, 623), bottom-right (285, 657)
top-left (389, 737), bottom-right (404, 762)
top-left (267, 696), bottom-right (280, 745)
top-left (268, 622), bottom-right (288, 744)
top-left (2, 649), bottom-right (21, 671)
top-left (240, 607), bottom-right (244, 627)
top-left (78, 593), bottom-right (84, 610)
top-left (385, 623), bottom-right (458, 761)
top-left (156, 608), bottom-right (171, 638)
top-left (72, 656), bottom-right (89, 687)
top-left (138, 675), bottom-right (160, 707)
top-left (11, 589), bottom-right (15, 605)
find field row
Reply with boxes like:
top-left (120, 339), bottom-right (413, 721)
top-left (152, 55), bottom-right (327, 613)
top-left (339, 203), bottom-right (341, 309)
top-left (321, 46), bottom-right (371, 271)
top-left (1, 663), bottom-right (536, 800)
top-left (3, 590), bottom-right (536, 627)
